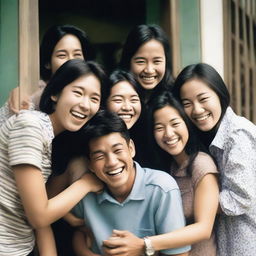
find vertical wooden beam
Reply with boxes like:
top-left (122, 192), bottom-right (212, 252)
top-left (242, 0), bottom-right (250, 118)
top-left (170, 0), bottom-right (181, 77)
top-left (19, 0), bottom-right (39, 98)
top-left (249, 0), bottom-right (256, 122)
top-left (223, 0), bottom-right (233, 93)
top-left (234, 0), bottom-right (241, 114)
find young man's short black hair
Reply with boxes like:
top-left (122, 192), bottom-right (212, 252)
top-left (75, 110), bottom-right (131, 157)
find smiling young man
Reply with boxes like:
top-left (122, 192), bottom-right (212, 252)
top-left (72, 110), bottom-right (190, 256)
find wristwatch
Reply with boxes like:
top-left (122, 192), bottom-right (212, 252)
top-left (143, 236), bottom-right (155, 256)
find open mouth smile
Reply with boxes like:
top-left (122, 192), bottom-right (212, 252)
top-left (71, 110), bottom-right (87, 120)
top-left (106, 167), bottom-right (124, 176)
top-left (165, 138), bottom-right (179, 146)
top-left (118, 114), bottom-right (133, 120)
top-left (194, 113), bottom-right (211, 122)
top-left (140, 75), bottom-right (157, 82)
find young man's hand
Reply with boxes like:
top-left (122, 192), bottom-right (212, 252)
top-left (102, 230), bottom-right (144, 256)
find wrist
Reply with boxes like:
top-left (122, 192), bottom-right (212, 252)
top-left (143, 236), bottom-right (155, 256)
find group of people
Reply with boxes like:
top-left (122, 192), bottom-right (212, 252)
top-left (0, 23), bottom-right (255, 256)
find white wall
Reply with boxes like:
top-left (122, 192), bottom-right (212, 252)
top-left (200, 0), bottom-right (224, 78)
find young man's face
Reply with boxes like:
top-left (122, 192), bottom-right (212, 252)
top-left (88, 132), bottom-right (136, 202)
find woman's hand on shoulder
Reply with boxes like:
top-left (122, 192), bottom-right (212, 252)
top-left (80, 172), bottom-right (104, 193)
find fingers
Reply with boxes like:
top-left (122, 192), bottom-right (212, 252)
top-left (8, 87), bottom-right (31, 113)
top-left (112, 229), bottom-right (128, 237)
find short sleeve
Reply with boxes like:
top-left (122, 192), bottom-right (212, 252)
top-left (8, 112), bottom-right (45, 170)
top-left (0, 102), bottom-right (13, 128)
top-left (192, 152), bottom-right (218, 189)
top-left (72, 200), bottom-right (85, 219)
top-left (155, 187), bottom-right (191, 255)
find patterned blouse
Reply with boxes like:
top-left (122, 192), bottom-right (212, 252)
top-left (209, 107), bottom-right (256, 256)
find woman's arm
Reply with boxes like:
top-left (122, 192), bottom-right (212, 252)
top-left (35, 226), bottom-right (57, 256)
top-left (73, 228), bottom-right (101, 256)
top-left (14, 164), bottom-right (103, 228)
top-left (149, 173), bottom-right (219, 250)
top-left (217, 130), bottom-right (256, 216)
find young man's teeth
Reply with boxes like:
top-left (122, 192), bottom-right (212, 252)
top-left (107, 168), bottom-right (123, 176)
top-left (71, 111), bottom-right (86, 119)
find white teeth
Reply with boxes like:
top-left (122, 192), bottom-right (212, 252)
top-left (195, 114), bottom-right (210, 121)
top-left (141, 76), bottom-right (156, 81)
top-left (165, 138), bottom-right (179, 145)
top-left (71, 111), bottom-right (86, 119)
top-left (119, 114), bottom-right (132, 120)
top-left (107, 168), bottom-right (123, 176)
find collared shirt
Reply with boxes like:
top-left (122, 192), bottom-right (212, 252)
top-left (73, 162), bottom-right (191, 255)
top-left (209, 107), bottom-right (256, 256)
top-left (0, 110), bottom-right (54, 256)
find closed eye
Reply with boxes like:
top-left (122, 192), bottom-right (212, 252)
top-left (182, 101), bottom-right (191, 108)
top-left (154, 126), bottom-right (164, 132)
top-left (91, 96), bottom-right (100, 103)
top-left (91, 154), bottom-right (104, 161)
top-left (73, 90), bottom-right (83, 96)
top-left (200, 97), bottom-right (209, 102)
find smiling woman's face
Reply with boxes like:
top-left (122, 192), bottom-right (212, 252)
top-left (130, 39), bottom-right (166, 90)
top-left (107, 81), bottom-right (141, 129)
top-left (180, 79), bottom-right (222, 131)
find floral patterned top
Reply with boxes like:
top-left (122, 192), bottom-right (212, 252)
top-left (209, 107), bottom-right (256, 256)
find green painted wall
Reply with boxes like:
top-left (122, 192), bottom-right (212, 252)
top-left (179, 0), bottom-right (201, 68)
top-left (146, 0), bottom-right (160, 25)
top-left (0, 0), bottom-right (19, 105)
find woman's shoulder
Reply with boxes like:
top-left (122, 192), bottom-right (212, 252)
top-left (223, 107), bottom-right (256, 134)
top-left (191, 152), bottom-right (218, 183)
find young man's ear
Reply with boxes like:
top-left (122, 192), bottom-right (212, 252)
top-left (128, 139), bottom-right (136, 158)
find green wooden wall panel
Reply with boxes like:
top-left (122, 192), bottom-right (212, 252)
top-left (179, 0), bottom-right (201, 68)
top-left (0, 0), bottom-right (19, 105)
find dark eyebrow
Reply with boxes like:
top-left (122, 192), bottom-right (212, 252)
top-left (182, 92), bottom-right (209, 101)
top-left (55, 49), bottom-right (82, 53)
top-left (155, 117), bottom-right (180, 126)
top-left (71, 85), bottom-right (101, 97)
top-left (133, 57), bottom-right (146, 60)
top-left (112, 143), bottom-right (123, 149)
top-left (90, 150), bottom-right (104, 158)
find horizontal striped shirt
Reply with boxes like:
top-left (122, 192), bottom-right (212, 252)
top-left (0, 110), bottom-right (54, 256)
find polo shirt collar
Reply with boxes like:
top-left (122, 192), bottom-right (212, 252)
top-left (96, 161), bottom-right (146, 205)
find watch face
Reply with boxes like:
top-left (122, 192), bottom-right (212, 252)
top-left (146, 248), bottom-right (155, 256)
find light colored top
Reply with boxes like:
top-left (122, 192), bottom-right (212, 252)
top-left (0, 102), bottom-right (13, 127)
top-left (209, 107), bottom-right (256, 256)
top-left (170, 151), bottom-right (218, 256)
top-left (73, 162), bottom-right (191, 255)
top-left (0, 110), bottom-right (54, 256)
top-left (0, 80), bottom-right (46, 127)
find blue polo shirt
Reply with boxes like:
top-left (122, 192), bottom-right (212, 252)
top-left (73, 162), bottom-right (191, 255)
